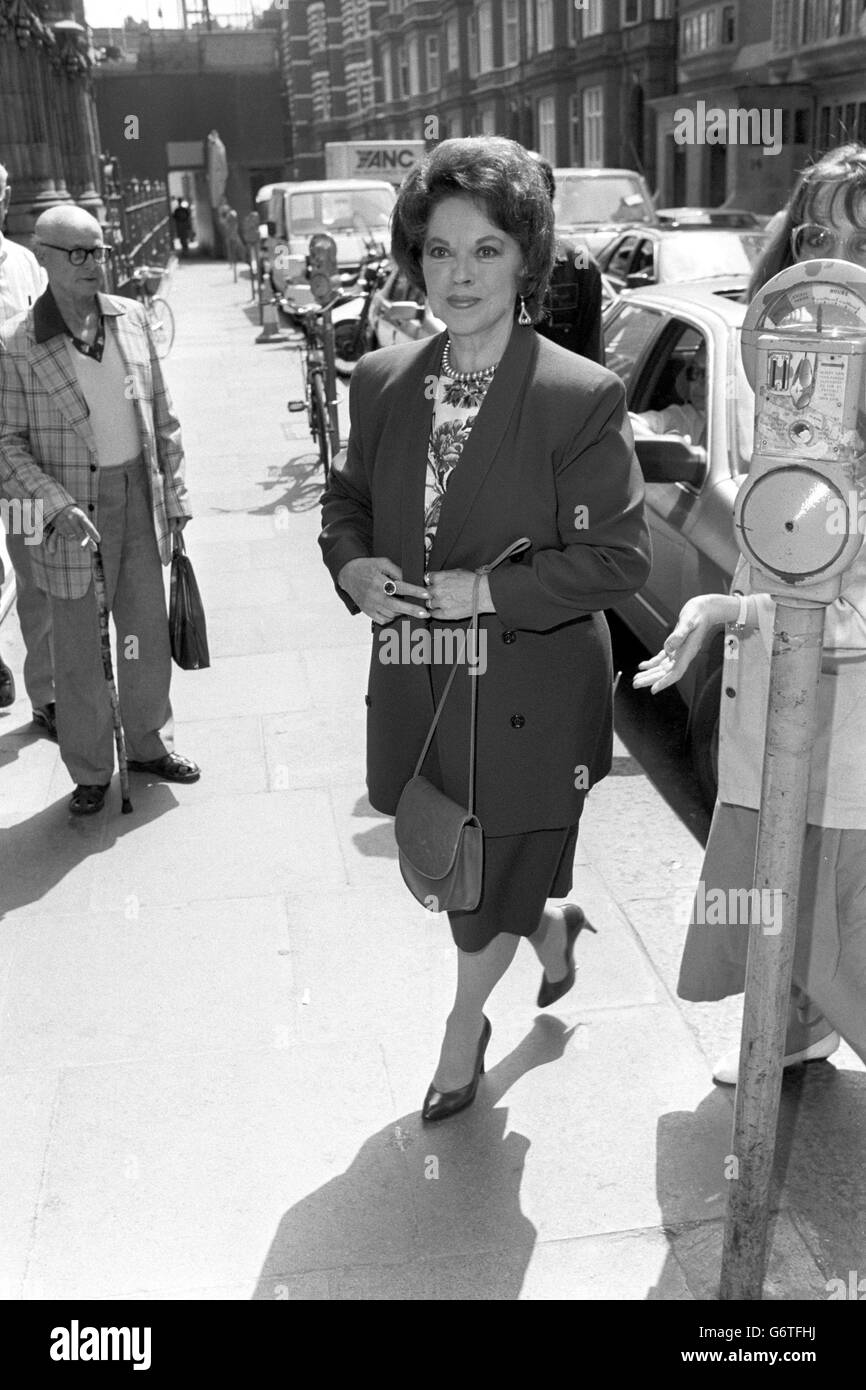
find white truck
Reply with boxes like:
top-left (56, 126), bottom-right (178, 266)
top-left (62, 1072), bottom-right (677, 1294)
top-left (324, 141), bottom-right (426, 188)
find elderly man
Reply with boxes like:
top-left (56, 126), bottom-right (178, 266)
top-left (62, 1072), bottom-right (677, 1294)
top-left (0, 205), bottom-right (199, 815)
top-left (0, 162), bottom-right (54, 727)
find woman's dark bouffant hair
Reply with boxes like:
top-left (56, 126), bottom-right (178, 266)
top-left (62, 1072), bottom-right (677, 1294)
top-left (390, 137), bottom-right (556, 322)
top-left (749, 143), bottom-right (866, 299)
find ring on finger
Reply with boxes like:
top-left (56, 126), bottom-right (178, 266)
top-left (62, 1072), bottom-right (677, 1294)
top-left (383, 578), bottom-right (398, 597)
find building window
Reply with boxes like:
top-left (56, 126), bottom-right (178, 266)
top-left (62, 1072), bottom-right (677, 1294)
top-left (312, 69), bottom-right (332, 122)
top-left (308, 1), bottom-right (327, 54)
top-left (382, 45), bottom-right (393, 103)
top-left (653, 0), bottom-right (673, 16)
top-left (398, 43), bottom-right (409, 97)
top-left (582, 0), bottom-right (603, 37)
top-left (481, 105), bottom-right (497, 135)
top-left (504, 0), bottom-right (520, 63)
top-left (681, 6), bottom-right (723, 55)
top-left (537, 95), bottom-right (556, 161)
top-left (479, 0), bottom-right (494, 70)
top-left (468, 10), bottom-right (479, 76)
top-left (569, 91), bottom-right (582, 162)
top-left (537, 0), bottom-right (554, 50)
top-left (583, 86), bottom-right (604, 166)
top-left (621, 0), bottom-right (641, 24)
top-left (426, 34), bottom-right (440, 91)
top-left (408, 36), bottom-right (420, 94)
top-left (447, 15), bottom-right (459, 71)
top-left (525, 0), bottom-right (534, 58)
top-left (795, 107), bottom-right (811, 144)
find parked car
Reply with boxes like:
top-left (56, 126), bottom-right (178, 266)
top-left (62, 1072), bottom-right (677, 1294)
top-left (367, 264), bottom-right (445, 349)
top-left (602, 277), bottom-right (755, 805)
top-left (266, 179), bottom-right (395, 314)
top-left (656, 206), bottom-right (770, 229)
top-left (552, 167), bottom-right (658, 256)
top-left (599, 225), bottom-right (767, 293)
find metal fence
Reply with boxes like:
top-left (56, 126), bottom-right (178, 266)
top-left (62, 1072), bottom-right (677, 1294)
top-left (101, 161), bottom-right (173, 293)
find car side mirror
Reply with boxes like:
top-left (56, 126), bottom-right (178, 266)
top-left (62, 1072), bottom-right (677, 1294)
top-left (635, 437), bottom-right (707, 486)
top-left (387, 301), bottom-right (423, 322)
top-left (626, 269), bottom-right (653, 288)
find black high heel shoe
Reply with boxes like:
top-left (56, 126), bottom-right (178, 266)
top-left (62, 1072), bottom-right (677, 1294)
top-left (537, 904), bottom-right (597, 1009)
top-left (422, 1015), bottom-right (492, 1124)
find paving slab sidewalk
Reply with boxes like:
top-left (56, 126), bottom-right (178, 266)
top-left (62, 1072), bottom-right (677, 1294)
top-left (0, 262), bottom-right (862, 1302)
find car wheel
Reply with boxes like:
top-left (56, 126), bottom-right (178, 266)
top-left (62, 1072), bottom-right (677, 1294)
top-left (690, 665), bottom-right (721, 811)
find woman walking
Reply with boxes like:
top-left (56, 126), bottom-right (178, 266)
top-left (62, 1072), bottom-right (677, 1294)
top-left (320, 138), bottom-right (651, 1121)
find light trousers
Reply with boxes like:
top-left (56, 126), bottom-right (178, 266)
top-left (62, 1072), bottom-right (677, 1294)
top-left (50, 458), bottom-right (174, 785)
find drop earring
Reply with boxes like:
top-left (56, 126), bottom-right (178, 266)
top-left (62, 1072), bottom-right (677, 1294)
top-left (518, 295), bottom-right (531, 326)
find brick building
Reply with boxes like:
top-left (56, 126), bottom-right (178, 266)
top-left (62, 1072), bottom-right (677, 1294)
top-left (277, 1), bottom-right (866, 214)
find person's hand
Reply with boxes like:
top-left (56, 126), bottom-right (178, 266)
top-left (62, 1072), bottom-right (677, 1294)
top-left (169, 516), bottom-right (190, 533)
top-left (633, 595), bottom-right (733, 693)
top-left (425, 569), bottom-right (493, 620)
top-left (45, 504), bottom-right (101, 554)
top-left (338, 557), bottom-right (430, 624)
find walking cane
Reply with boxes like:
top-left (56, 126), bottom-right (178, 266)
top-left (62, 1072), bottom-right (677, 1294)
top-left (719, 259), bottom-right (866, 1298)
top-left (91, 545), bottom-right (133, 815)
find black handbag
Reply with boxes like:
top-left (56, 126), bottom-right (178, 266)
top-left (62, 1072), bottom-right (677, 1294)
top-left (169, 531), bottom-right (210, 670)
top-left (394, 538), bottom-right (531, 913)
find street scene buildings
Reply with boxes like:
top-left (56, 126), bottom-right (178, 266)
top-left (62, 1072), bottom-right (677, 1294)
top-left (1, 0), bottom-right (866, 1317)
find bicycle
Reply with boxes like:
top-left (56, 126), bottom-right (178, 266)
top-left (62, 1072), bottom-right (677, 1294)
top-left (131, 266), bottom-right (175, 360)
top-left (287, 289), bottom-right (357, 487)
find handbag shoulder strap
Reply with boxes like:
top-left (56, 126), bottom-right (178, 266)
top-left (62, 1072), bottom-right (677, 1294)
top-left (411, 536), bottom-right (532, 812)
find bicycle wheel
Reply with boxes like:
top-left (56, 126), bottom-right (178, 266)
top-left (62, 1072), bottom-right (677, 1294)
top-left (309, 371), bottom-right (332, 485)
top-left (147, 297), bottom-right (175, 359)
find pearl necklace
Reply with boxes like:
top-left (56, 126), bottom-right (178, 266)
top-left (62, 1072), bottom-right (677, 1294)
top-left (441, 338), bottom-right (499, 383)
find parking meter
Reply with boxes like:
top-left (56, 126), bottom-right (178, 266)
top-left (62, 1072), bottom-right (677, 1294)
top-left (721, 258), bottom-right (866, 1300)
top-left (308, 233), bottom-right (339, 305)
top-left (738, 259), bottom-right (866, 599)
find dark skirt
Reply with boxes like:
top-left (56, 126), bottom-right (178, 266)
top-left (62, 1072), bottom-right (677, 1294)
top-left (447, 821), bottom-right (582, 954)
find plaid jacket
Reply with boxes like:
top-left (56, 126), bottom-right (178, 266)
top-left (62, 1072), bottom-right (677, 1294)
top-left (0, 289), bottom-right (191, 599)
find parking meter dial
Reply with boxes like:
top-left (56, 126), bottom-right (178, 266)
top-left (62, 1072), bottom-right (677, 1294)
top-left (308, 234), bottom-right (338, 305)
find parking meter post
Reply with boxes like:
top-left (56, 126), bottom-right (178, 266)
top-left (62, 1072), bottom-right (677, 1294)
top-left (719, 598), bottom-right (825, 1301)
top-left (719, 258), bottom-right (866, 1300)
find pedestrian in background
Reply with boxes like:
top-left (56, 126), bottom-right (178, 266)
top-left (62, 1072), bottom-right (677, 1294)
top-left (0, 160), bottom-right (54, 732)
top-left (634, 143), bottom-right (866, 1081)
top-left (528, 153), bottom-right (605, 365)
top-left (172, 199), bottom-right (192, 258)
top-left (320, 137), bottom-right (651, 1123)
top-left (0, 205), bottom-right (200, 816)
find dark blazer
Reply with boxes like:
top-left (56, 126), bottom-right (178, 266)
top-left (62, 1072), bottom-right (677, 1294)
top-left (319, 324), bottom-right (652, 836)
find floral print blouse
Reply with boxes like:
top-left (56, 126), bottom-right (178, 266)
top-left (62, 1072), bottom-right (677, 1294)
top-left (424, 368), bottom-right (495, 567)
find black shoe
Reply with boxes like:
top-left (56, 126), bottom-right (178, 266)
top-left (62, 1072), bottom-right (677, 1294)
top-left (127, 753), bottom-right (200, 783)
top-left (32, 702), bottom-right (58, 739)
top-left (69, 783), bottom-right (110, 816)
top-left (537, 904), bottom-right (597, 1009)
top-left (422, 1015), bottom-right (491, 1124)
top-left (0, 655), bottom-right (15, 708)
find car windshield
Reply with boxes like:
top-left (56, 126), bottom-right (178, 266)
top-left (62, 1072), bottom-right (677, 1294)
top-left (658, 232), bottom-right (766, 281)
top-left (287, 187), bottom-right (394, 235)
top-left (555, 176), bottom-right (653, 225)
top-left (730, 327), bottom-right (755, 473)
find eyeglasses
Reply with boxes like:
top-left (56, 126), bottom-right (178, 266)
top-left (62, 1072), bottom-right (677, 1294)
top-left (686, 363), bottom-right (707, 382)
top-left (37, 243), bottom-right (113, 266)
top-left (790, 223), bottom-right (866, 266)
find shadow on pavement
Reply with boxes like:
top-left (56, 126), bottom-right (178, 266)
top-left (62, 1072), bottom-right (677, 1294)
top-left (650, 1063), bottom-right (866, 1299)
top-left (252, 1016), bottom-right (576, 1300)
top-left (0, 774), bottom-right (179, 920)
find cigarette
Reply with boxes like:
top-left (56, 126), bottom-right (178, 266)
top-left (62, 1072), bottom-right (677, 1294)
top-left (80, 536), bottom-right (91, 548)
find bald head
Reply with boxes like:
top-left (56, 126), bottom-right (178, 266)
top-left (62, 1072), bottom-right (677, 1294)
top-left (33, 205), bottom-right (107, 307)
top-left (34, 205), bottom-right (102, 244)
